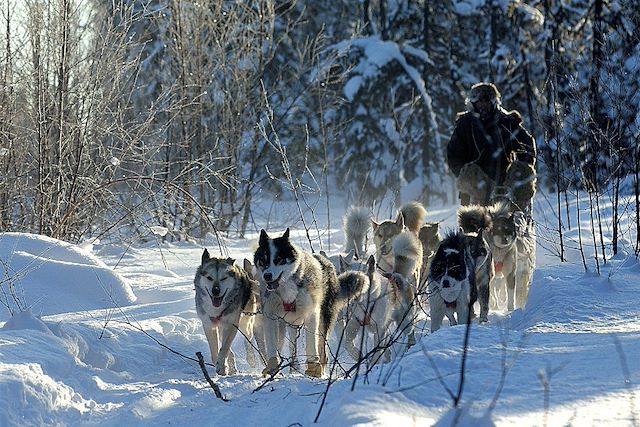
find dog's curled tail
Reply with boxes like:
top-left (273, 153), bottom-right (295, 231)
top-left (399, 201), bottom-right (427, 234)
top-left (337, 255), bottom-right (377, 306)
top-left (457, 204), bottom-right (492, 234)
top-left (489, 200), bottom-right (513, 219)
top-left (392, 231), bottom-right (422, 279)
top-left (344, 206), bottom-right (372, 258)
top-left (382, 272), bottom-right (411, 291)
top-left (337, 270), bottom-right (368, 305)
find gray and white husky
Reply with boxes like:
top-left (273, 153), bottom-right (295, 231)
top-left (340, 256), bottom-right (388, 363)
top-left (485, 202), bottom-right (535, 310)
top-left (459, 202), bottom-right (536, 311)
top-left (380, 271), bottom-right (419, 353)
top-left (194, 251), bottom-right (261, 375)
top-left (372, 201), bottom-right (426, 284)
top-left (486, 203), bottom-right (517, 310)
top-left (513, 210), bottom-right (536, 309)
top-left (338, 256), bottom-right (418, 363)
top-left (418, 222), bottom-right (441, 291)
top-left (254, 229), bottom-right (358, 378)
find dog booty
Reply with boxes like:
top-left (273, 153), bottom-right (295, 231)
top-left (262, 356), bottom-right (280, 377)
top-left (305, 360), bottom-right (323, 378)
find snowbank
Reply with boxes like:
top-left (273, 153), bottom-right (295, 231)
top-left (0, 233), bottom-right (136, 322)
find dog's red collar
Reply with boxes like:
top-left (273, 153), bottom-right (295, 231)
top-left (357, 312), bottom-right (371, 326)
top-left (210, 314), bottom-right (223, 323)
top-left (494, 261), bottom-right (504, 273)
top-left (357, 304), bottom-right (376, 326)
top-left (283, 301), bottom-right (296, 312)
top-left (445, 301), bottom-right (457, 309)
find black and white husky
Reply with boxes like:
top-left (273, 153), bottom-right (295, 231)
top-left (457, 206), bottom-right (495, 322)
top-left (194, 251), bottom-right (261, 375)
top-left (254, 229), bottom-right (358, 378)
top-left (427, 231), bottom-right (491, 332)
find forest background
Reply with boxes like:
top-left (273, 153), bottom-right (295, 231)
top-left (0, 0), bottom-right (638, 253)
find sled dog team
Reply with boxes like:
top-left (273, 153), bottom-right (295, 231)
top-left (194, 198), bottom-right (536, 379)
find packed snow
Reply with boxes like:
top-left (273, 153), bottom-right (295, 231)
top-left (1, 192), bottom-right (639, 426)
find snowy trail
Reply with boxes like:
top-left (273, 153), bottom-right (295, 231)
top-left (1, 199), bottom-right (640, 426)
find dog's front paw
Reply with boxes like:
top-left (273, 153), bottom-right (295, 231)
top-left (305, 360), bottom-right (323, 378)
top-left (216, 360), bottom-right (227, 376)
top-left (261, 356), bottom-right (280, 377)
top-left (479, 315), bottom-right (488, 324)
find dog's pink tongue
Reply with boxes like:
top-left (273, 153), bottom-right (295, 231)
top-left (212, 296), bottom-right (223, 307)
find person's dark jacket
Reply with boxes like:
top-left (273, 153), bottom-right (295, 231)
top-left (446, 109), bottom-right (536, 186)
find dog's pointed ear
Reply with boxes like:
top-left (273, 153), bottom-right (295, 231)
top-left (282, 228), bottom-right (290, 239)
top-left (201, 249), bottom-right (210, 264)
top-left (346, 248), bottom-right (355, 261)
top-left (243, 258), bottom-right (257, 280)
top-left (371, 219), bottom-right (379, 230)
top-left (338, 254), bottom-right (350, 273)
top-left (396, 212), bottom-right (405, 229)
top-left (366, 254), bottom-right (376, 272)
top-left (243, 258), bottom-right (252, 273)
top-left (259, 229), bottom-right (269, 244)
top-left (225, 257), bottom-right (235, 266)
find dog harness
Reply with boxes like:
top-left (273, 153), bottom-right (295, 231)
top-left (283, 301), bottom-right (297, 312)
top-left (357, 305), bottom-right (375, 327)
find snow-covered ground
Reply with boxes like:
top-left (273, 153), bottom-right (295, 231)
top-left (1, 192), bottom-right (639, 426)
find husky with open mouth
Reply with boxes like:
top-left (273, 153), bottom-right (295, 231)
top-left (194, 251), bottom-right (260, 375)
top-left (254, 229), bottom-right (359, 378)
top-left (488, 203), bottom-right (536, 310)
